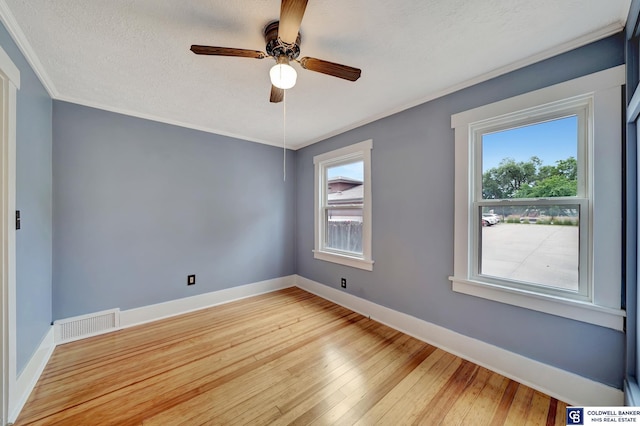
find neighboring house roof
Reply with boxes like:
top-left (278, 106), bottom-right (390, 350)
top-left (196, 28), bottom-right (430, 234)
top-left (328, 185), bottom-right (363, 204)
top-left (328, 176), bottom-right (363, 186)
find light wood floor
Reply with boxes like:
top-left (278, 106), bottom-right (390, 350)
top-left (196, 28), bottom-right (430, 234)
top-left (15, 287), bottom-right (567, 425)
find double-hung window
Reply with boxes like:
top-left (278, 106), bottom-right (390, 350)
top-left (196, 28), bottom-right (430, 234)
top-left (450, 66), bottom-right (625, 330)
top-left (475, 102), bottom-right (588, 298)
top-left (314, 140), bottom-right (373, 271)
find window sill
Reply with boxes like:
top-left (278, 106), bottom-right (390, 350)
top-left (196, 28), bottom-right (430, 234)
top-left (313, 250), bottom-right (374, 271)
top-left (449, 277), bottom-right (625, 331)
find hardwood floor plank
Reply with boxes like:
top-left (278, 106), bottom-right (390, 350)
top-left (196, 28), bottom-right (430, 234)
top-left (14, 288), bottom-right (568, 426)
top-left (353, 347), bottom-right (451, 425)
top-left (439, 366), bottom-right (494, 425)
top-left (504, 385), bottom-right (535, 425)
top-left (546, 397), bottom-right (559, 426)
top-left (375, 351), bottom-right (462, 424)
top-left (459, 372), bottom-right (509, 425)
top-left (286, 390), bottom-right (347, 426)
top-left (42, 288), bottom-right (313, 378)
top-left (165, 320), bottom-right (403, 425)
top-left (525, 391), bottom-right (554, 426)
top-left (145, 317), bottom-right (387, 425)
top-left (17, 292), bottom-right (361, 426)
top-left (308, 340), bottom-right (435, 425)
top-left (411, 360), bottom-right (481, 424)
top-left (554, 398), bottom-right (568, 426)
top-left (489, 379), bottom-right (519, 425)
top-left (221, 321), bottom-right (394, 425)
top-left (27, 311), bottom-right (363, 425)
top-left (25, 289), bottom-right (323, 409)
top-left (268, 331), bottom-right (412, 425)
top-left (334, 344), bottom-right (437, 425)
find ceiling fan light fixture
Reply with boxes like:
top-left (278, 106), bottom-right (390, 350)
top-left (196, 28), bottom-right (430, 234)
top-left (190, 1), bottom-right (362, 103)
top-left (270, 60), bottom-right (297, 89)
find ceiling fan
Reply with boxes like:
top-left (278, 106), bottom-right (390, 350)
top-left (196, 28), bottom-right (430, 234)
top-left (190, 0), bottom-right (362, 103)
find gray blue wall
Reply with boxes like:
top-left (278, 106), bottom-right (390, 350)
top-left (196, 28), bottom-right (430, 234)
top-left (295, 34), bottom-right (626, 388)
top-left (16, 71), bottom-right (52, 375)
top-left (52, 102), bottom-right (295, 319)
top-left (0, 23), bottom-right (54, 374)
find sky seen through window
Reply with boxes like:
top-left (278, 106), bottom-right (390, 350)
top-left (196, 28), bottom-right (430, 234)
top-left (482, 115), bottom-right (578, 171)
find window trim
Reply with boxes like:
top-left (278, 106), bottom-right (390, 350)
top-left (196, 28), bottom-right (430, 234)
top-left (472, 100), bottom-right (590, 301)
top-left (313, 139), bottom-right (373, 271)
top-left (450, 65), bottom-right (625, 330)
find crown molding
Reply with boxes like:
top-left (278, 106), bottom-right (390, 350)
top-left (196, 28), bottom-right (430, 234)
top-left (295, 21), bottom-right (626, 150)
top-left (54, 95), bottom-right (285, 148)
top-left (0, 0), bottom-right (58, 97)
top-left (0, 3), bottom-right (625, 151)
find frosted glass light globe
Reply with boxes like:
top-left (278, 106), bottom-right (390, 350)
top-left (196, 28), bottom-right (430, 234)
top-left (270, 63), bottom-right (297, 89)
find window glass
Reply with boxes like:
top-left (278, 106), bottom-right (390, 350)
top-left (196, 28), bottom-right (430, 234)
top-left (479, 204), bottom-right (580, 291)
top-left (325, 161), bottom-right (364, 254)
top-left (478, 115), bottom-right (581, 293)
top-left (313, 139), bottom-right (373, 271)
top-left (481, 116), bottom-right (578, 199)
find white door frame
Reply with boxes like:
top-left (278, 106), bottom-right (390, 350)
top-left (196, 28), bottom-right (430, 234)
top-left (0, 44), bottom-right (19, 425)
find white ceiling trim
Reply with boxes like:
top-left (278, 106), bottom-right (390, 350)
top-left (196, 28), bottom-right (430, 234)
top-left (0, 0), bottom-right (280, 147)
top-left (52, 21), bottom-right (627, 152)
top-left (0, 0), bottom-right (57, 98)
top-left (294, 21), bottom-right (626, 149)
top-left (55, 93), bottom-right (282, 148)
top-left (0, 1), bottom-right (626, 151)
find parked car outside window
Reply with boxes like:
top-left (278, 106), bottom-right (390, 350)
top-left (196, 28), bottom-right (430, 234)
top-left (482, 213), bottom-right (499, 225)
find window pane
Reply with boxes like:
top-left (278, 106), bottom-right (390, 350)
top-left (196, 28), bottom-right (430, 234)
top-left (479, 204), bottom-right (579, 291)
top-left (326, 161), bottom-right (364, 193)
top-left (325, 208), bottom-right (363, 253)
top-left (482, 116), bottom-right (578, 199)
top-left (325, 161), bottom-right (364, 254)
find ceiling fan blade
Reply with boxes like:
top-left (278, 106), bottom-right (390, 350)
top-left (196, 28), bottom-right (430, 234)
top-left (270, 85), bottom-right (284, 103)
top-left (299, 57), bottom-right (361, 81)
top-left (278, 0), bottom-right (308, 44)
top-left (190, 45), bottom-right (267, 59)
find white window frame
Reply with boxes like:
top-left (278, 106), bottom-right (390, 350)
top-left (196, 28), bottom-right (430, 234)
top-left (450, 65), bottom-right (625, 330)
top-left (313, 139), bottom-right (373, 271)
top-left (473, 100), bottom-right (590, 300)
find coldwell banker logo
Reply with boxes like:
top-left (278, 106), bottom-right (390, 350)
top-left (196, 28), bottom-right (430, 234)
top-left (566, 407), bottom-right (584, 425)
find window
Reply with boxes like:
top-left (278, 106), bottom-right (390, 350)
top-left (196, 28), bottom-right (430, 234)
top-left (450, 66), bottom-right (625, 330)
top-left (477, 108), bottom-right (587, 299)
top-left (314, 140), bottom-right (373, 270)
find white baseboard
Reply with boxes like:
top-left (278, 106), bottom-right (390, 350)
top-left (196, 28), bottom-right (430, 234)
top-left (9, 327), bottom-right (55, 423)
top-left (294, 275), bottom-right (624, 407)
top-left (120, 275), bottom-right (295, 329)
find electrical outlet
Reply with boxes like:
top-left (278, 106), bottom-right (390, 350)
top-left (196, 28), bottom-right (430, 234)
top-left (187, 274), bottom-right (196, 286)
top-left (341, 278), bottom-right (347, 288)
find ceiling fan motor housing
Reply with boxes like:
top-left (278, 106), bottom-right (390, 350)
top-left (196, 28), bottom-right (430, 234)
top-left (265, 21), bottom-right (301, 61)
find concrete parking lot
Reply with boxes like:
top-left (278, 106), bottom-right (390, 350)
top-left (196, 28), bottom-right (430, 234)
top-left (481, 223), bottom-right (578, 290)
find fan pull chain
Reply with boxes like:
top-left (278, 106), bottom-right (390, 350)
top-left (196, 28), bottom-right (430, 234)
top-left (283, 89), bottom-right (287, 181)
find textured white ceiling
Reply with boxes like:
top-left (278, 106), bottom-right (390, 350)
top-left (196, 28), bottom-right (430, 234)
top-left (0, 0), bottom-right (631, 149)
